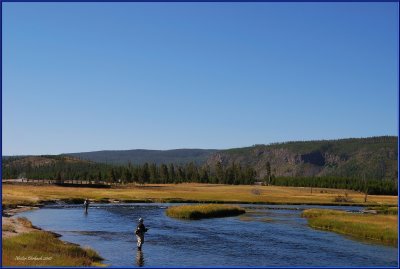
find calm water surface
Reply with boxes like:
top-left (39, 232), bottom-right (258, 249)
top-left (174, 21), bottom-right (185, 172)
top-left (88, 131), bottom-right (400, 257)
top-left (19, 203), bottom-right (398, 267)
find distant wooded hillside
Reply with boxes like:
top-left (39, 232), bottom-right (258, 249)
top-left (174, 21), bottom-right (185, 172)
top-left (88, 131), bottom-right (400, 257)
top-left (206, 136), bottom-right (398, 181)
top-left (2, 136), bottom-right (397, 194)
top-left (65, 149), bottom-right (217, 165)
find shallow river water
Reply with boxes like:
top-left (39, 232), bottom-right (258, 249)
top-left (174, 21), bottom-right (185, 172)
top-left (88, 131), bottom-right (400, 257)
top-left (19, 203), bottom-right (398, 267)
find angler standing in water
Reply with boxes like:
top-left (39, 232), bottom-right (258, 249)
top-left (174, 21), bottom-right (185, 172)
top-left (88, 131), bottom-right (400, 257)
top-left (83, 198), bottom-right (90, 213)
top-left (135, 218), bottom-right (148, 251)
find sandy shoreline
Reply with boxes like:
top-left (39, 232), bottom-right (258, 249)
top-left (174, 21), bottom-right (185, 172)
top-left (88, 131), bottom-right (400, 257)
top-left (2, 206), bottom-right (42, 238)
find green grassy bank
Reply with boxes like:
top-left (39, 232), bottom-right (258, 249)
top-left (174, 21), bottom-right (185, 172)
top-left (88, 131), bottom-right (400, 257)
top-left (166, 204), bottom-right (246, 220)
top-left (2, 218), bottom-right (103, 267)
top-left (301, 208), bottom-right (398, 246)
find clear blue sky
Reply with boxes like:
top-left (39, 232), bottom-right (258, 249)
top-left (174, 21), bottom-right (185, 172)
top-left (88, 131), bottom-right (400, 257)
top-left (2, 2), bottom-right (399, 155)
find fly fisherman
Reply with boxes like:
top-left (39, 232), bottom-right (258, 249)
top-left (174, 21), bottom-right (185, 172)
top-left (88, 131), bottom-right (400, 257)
top-left (83, 198), bottom-right (90, 213)
top-left (135, 218), bottom-right (148, 251)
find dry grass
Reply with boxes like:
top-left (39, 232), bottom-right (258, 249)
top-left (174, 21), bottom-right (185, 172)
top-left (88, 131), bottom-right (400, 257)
top-left (166, 204), bottom-right (246, 219)
top-left (302, 209), bottom-right (398, 246)
top-left (2, 183), bottom-right (398, 208)
top-left (2, 230), bottom-right (103, 266)
top-left (2, 216), bottom-right (38, 239)
top-left (17, 217), bottom-right (34, 228)
top-left (2, 214), bottom-right (104, 266)
top-left (2, 224), bottom-right (16, 233)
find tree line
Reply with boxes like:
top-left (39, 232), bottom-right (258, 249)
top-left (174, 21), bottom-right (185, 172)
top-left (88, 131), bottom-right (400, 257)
top-left (270, 176), bottom-right (397, 195)
top-left (2, 157), bottom-right (397, 195)
top-left (2, 160), bottom-right (257, 185)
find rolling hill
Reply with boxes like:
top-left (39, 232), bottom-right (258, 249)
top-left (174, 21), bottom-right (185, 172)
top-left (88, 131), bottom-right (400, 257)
top-left (3, 136), bottom-right (397, 181)
top-left (65, 149), bottom-right (218, 165)
top-left (206, 136), bottom-right (398, 180)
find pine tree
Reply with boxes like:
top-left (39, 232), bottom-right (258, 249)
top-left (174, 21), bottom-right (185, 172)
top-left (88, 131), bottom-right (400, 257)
top-left (168, 164), bottom-right (176, 182)
top-left (141, 163), bottom-right (150, 184)
top-left (265, 161), bottom-right (271, 185)
top-left (149, 163), bottom-right (158, 183)
top-left (215, 161), bottom-right (224, 184)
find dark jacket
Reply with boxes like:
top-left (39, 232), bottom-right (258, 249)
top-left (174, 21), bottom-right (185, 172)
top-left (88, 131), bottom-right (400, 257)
top-left (135, 223), bottom-right (147, 235)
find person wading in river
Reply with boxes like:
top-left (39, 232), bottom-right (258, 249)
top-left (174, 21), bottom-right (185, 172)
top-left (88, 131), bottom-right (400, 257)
top-left (83, 198), bottom-right (90, 213)
top-left (135, 218), bottom-right (148, 251)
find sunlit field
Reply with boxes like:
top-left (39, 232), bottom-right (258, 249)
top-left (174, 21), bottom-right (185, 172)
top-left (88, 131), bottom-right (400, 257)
top-left (3, 183), bottom-right (397, 208)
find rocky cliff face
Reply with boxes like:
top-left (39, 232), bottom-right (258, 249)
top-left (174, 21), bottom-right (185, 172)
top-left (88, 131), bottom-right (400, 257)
top-left (206, 136), bottom-right (398, 180)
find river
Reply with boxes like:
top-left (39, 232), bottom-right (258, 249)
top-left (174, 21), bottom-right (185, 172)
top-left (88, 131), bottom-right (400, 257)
top-left (18, 203), bottom-right (398, 267)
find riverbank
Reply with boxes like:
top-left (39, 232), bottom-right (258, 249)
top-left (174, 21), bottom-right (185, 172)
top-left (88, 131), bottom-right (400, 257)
top-left (3, 183), bottom-right (397, 210)
top-left (2, 208), bottom-right (104, 266)
top-left (302, 208), bottom-right (398, 246)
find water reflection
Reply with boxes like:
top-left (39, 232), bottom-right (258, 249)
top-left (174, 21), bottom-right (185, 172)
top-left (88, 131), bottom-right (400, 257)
top-left (136, 250), bottom-right (145, 267)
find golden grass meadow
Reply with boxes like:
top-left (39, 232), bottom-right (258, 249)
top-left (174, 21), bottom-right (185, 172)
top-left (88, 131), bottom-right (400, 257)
top-left (3, 183), bottom-right (397, 208)
top-left (302, 208), bottom-right (398, 246)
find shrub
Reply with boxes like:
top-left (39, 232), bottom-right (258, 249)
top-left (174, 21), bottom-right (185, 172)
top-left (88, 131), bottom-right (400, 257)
top-left (333, 195), bottom-right (353, 203)
top-left (251, 188), bottom-right (261, 195)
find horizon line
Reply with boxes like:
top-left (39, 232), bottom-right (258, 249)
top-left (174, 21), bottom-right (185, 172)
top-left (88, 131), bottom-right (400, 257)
top-left (2, 135), bottom-right (397, 157)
